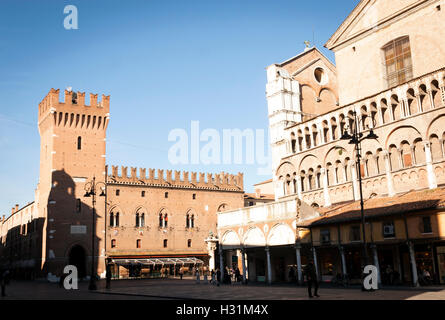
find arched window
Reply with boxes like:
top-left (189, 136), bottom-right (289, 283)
top-left (191, 214), bottom-right (195, 228)
top-left (77, 136), bottom-right (82, 150)
top-left (111, 239), bottom-right (116, 248)
top-left (383, 37), bottom-right (413, 88)
top-left (164, 213), bottom-right (168, 227)
top-left (186, 213), bottom-right (190, 228)
top-left (115, 212), bottom-right (119, 227)
top-left (136, 239), bottom-right (141, 248)
top-left (109, 212), bottom-right (114, 227)
top-left (159, 213), bottom-right (163, 227)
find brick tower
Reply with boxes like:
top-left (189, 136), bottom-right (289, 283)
top-left (36, 88), bottom-right (110, 279)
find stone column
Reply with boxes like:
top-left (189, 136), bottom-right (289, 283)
top-left (241, 248), bottom-right (247, 284)
top-left (321, 168), bottom-right (331, 207)
top-left (295, 243), bottom-right (302, 285)
top-left (312, 247), bottom-right (319, 281)
top-left (339, 246), bottom-right (347, 277)
top-left (206, 239), bottom-right (217, 272)
top-left (439, 139), bottom-right (445, 159)
top-left (219, 244), bottom-right (224, 281)
top-left (424, 141), bottom-right (438, 189)
top-left (371, 244), bottom-right (381, 285)
top-left (265, 247), bottom-right (272, 285)
top-left (408, 241), bottom-right (419, 287)
top-left (410, 145), bottom-right (417, 165)
top-left (384, 151), bottom-right (395, 196)
top-left (351, 163), bottom-right (360, 200)
top-left (297, 175), bottom-right (303, 200)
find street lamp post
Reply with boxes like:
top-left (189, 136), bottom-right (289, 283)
top-left (84, 176), bottom-right (106, 291)
top-left (340, 111), bottom-right (378, 288)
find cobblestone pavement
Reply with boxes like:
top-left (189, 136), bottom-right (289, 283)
top-left (1, 279), bottom-right (445, 300)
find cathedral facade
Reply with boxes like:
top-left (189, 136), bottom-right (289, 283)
top-left (217, 0), bottom-right (445, 286)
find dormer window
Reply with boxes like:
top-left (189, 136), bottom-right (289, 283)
top-left (383, 37), bottom-right (413, 88)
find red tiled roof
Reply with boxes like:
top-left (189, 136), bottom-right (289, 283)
top-left (297, 188), bottom-right (445, 227)
top-left (244, 193), bottom-right (275, 201)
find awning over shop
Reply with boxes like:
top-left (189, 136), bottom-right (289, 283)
top-left (111, 257), bottom-right (204, 266)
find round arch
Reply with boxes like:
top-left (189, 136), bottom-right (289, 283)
top-left (243, 227), bottom-right (266, 248)
top-left (267, 223), bottom-right (295, 246)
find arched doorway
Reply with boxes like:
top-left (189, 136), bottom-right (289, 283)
top-left (68, 245), bottom-right (87, 279)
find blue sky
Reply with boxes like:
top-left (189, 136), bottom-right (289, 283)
top-left (0, 0), bottom-right (358, 216)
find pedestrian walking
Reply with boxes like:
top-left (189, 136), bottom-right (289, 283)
top-left (179, 267), bottom-right (184, 280)
top-left (106, 262), bottom-right (112, 289)
top-left (203, 270), bottom-right (208, 284)
top-left (195, 269), bottom-right (200, 284)
top-left (210, 269), bottom-right (215, 285)
top-left (304, 259), bottom-right (319, 298)
top-left (216, 268), bottom-right (221, 287)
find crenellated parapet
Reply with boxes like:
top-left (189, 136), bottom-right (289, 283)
top-left (107, 165), bottom-right (244, 191)
top-left (38, 88), bottom-right (110, 130)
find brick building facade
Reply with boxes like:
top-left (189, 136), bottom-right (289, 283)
top-left (0, 89), bottom-right (244, 280)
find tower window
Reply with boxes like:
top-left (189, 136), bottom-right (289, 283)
top-left (165, 192), bottom-right (168, 198)
top-left (192, 193), bottom-right (196, 200)
top-left (141, 191), bottom-right (145, 197)
top-left (136, 239), bottom-right (141, 248)
top-left (111, 239), bottom-right (116, 248)
top-left (163, 239), bottom-right (168, 248)
top-left (77, 136), bottom-right (82, 150)
top-left (187, 239), bottom-right (192, 247)
top-left (116, 189), bottom-right (120, 196)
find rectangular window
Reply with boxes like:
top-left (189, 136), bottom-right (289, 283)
top-left (163, 239), bottom-right (168, 248)
top-left (192, 193), bottom-right (196, 200)
top-left (116, 189), bottom-right (120, 196)
top-left (320, 229), bottom-right (331, 244)
top-left (383, 37), bottom-right (413, 88)
top-left (141, 191), bottom-right (145, 197)
top-left (187, 239), bottom-right (192, 248)
top-left (111, 239), bottom-right (116, 248)
top-left (422, 217), bottom-right (432, 233)
top-left (136, 239), bottom-right (141, 248)
top-left (165, 192), bottom-right (168, 198)
top-left (383, 221), bottom-right (396, 238)
top-left (350, 225), bottom-right (361, 242)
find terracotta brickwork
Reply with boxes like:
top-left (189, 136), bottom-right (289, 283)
top-left (0, 88), bottom-right (244, 279)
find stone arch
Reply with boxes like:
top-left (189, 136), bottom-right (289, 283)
top-left (385, 125), bottom-right (422, 150)
top-left (243, 227), bottom-right (266, 248)
top-left (419, 84), bottom-right (431, 111)
top-left (391, 94), bottom-right (402, 120)
top-left (221, 230), bottom-right (241, 247)
top-left (431, 80), bottom-right (442, 108)
top-left (319, 88), bottom-right (337, 109)
top-left (406, 88), bottom-right (418, 116)
top-left (427, 114), bottom-right (445, 139)
top-left (301, 85), bottom-right (317, 117)
top-left (267, 223), bottom-right (295, 246)
top-left (217, 203), bottom-right (229, 212)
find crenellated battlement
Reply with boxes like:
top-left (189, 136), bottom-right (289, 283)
top-left (107, 165), bottom-right (244, 191)
top-left (38, 88), bottom-right (110, 130)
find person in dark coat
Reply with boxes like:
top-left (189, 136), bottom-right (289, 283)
top-left (304, 259), bottom-right (319, 298)
top-left (216, 268), bottom-right (221, 286)
top-left (106, 263), bottom-right (112, 289)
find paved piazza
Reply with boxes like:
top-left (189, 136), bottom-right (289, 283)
top-left (1, 279), bottom-right (445, 300)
